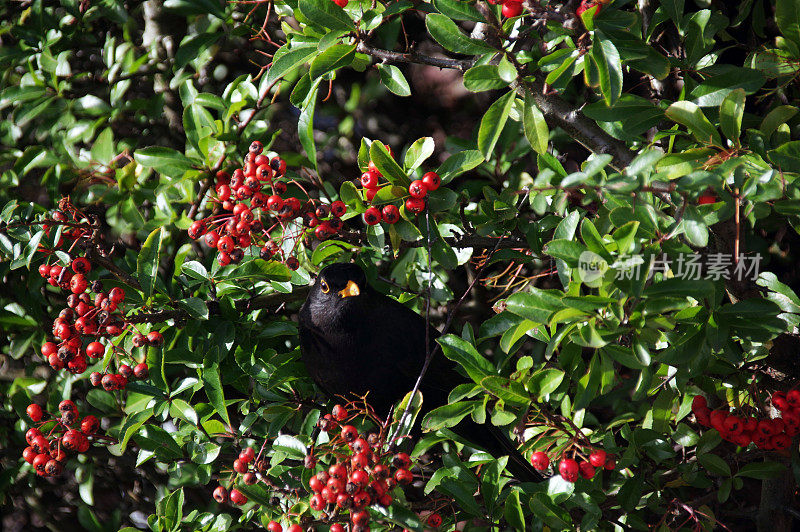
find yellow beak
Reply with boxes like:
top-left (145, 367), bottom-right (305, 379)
top-left (338, 280), bottom-right (360, 298)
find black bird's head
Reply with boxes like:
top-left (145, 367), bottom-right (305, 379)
top-left (310, 263), bottom-right (368, 311)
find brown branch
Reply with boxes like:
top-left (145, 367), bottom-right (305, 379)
top-left (355, 42), bottom-right (473, 72)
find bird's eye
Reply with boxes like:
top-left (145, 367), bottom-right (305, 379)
top-left (320, 279), bottom-right (329, 293)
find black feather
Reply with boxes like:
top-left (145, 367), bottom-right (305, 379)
top-left (298, 263), bottom-right (543, 482)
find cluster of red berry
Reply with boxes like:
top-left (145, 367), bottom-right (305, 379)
top-left (691, 394), bottom-right (798, 450)
top-left (213, 403), bottom-right (427, 531)
top-left (304, 404), bottom-right (417, 531)
top-left (330, 0), bottom-right (347, 7)
top-left (530, 448), bottom-right (616, 483)
top-left (187, 141), bottom-right (348, 270)
top-left (37, 242), bottom-right (150, 390)
top-left (22, 400), bottom-right (105, 478)
top-left (358, 146), bottom-right (441, 226)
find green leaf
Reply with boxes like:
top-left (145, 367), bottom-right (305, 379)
top-left (202, 362), bottom-right (231, 428)
top-left (134, 425), bottom-right (183, 460)
top-left (369, 140), bottom-right (409, 186)
top-left (426, 13), bottom-right (495, 55)
top-left (505, 289), bottom-right (565, 324)
top-left (188, 441), bottom-right (221, 464)
top-left (759, 105), bottom-right (798, 138)
top-left (523, 94), bottom-right (549, 154)
top-left (265, 45), bottom-right (319, 86)
top-left (422, 401), bottom-right (476, 431)
top-left (527, 368), bottom-right (565, 400)
top-left (377, 64), bottom-right (411, 97)
top-left (665, 101), bottom-right (722, 146)
top-left (436, 150), bottom-right (484, 184)
top-left (682, 204), bottom-right (709, 247)
top-left (134, 147), bottom-right (194, 177)
top-left (433, 0), bottom-right (482, 21)
top-left (273, 434), bottom-right (307, 458)
top-left (543, 238), bottom-right (587, 265)
top-left (298, 80), bottom-right (320, 172)
top-left (178, 297), bottom-right (208, 319)
top-left (719, 88), bottom-right (745, 143)
top-left (298, 0), bottom-right (355, 31)
top-left (776, 0), bottom-right (800, 47)
top-left (137, 227), bottom-right (164, 299)
top-left (437, 334), bottom-right (494, 383)
top-left (699, 454), bottom-right (731, 477)
top-left (463, 64), bottom-right (508, 92)
top-left (175, 32), bottom-right (222, 70)
top-left (91, 127), bottom-right (114, 165)
top-left (481, 376), bottom-right (530, 406)
top-left (309, 44), bottom-right (355, 80)
top-left (504, 489), bottom-right (526, 532)
top-left (691, 69), bottom-right (764, 107)
top-left (169, 398), bottom-right (199, 425)
top-left (736, 461), bottom-right (786, 479)
top-left (404, 136), bottom-right (435, 171)
top-left (118, 409), bottom-right (153, 452)
top-left (477, 91), bottom-right (516, 159)
top-left (592, 31), bottom-right (623, 106)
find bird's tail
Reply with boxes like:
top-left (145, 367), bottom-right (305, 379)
top-left (455, 419), bottom-right (544, 483)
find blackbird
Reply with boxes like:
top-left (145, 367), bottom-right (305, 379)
top-left (298, 262), bottom-right (542, 482)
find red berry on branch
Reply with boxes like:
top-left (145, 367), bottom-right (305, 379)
top-left (33, 453), bottom-right (49, 473)
top-left (309, 493), bottom-right (325, 511)
top-left (267, 195), bottom-right (284, 211)
top-left (405, 197), bottom-right (425, 214)
top-left (691, 395), bottom-right (707, 411)
top-left (229, 488), bottom-right (247, 506)
top-left (360, 171), bottom-right (380, 189)
top-left (381, 204), bottom-right (400, 224)
top-left (39, 264), bottom-right (51, 277)
top-left (366, 187), bottom-right (378, 202)
top-left (81, 415), bottom-right (99, 434)
top-left (71, 257), bottom-right (91, 274)
top-left (330, 525), bottom-right (344, 532)
top-left (408, 180), bottom-right (428, 199)
top-left (249, 140), bottom-right (263, 154)
top-left (588, 449), bottom-right (606, 468)
top-left (787, 389), bottom-right (800, 407)
top-left (147, 331), bottom-right (164, 347)
top-left (287, 525), bottom-right (302, 532)
top-left (422, 171), bottom-right (441, 191)
top-left (332, 0), bottom-right (348, 7)
top-left (26, 404), bottom-right (43, 422)
top-left (558, 458), bottom-right (579, 482)
top-left (119, 364), bottom-right (133, 379)
top-left (23, 446), bottom-right (37, 464)
top-left (530, 451), bottom-right (550, 470)
top-left (332, 404), bottom-right (348, 421)
top-left (502, 1), bottom-right (523, 17)
top-left (286, 257), bottom-right (300, 270)
top-left (273, 181), bottom-right (287, 195)
top-left (363, 207), bottom-right (381, 225)
top-left (239, 447), bottom-right (255, 463)
top-left (426, 513), bottom-right (442, 528)
top-left (69, 274), bottom-right (88, 294)
top-left (331, 201), bottom-right (347, 217)
top-left (233, 459), bottom-right (248, 474)
top-left (213, 486), bottom-right (228, 503)
top-left (579, 461), bottom-right (596, 479)
top-left (351, 510), bottom-right (370, 526)
top-left (309, 476), bottom-right (323, 492)
top-left (109, 287), bottom-right (125, 303)
top-left (394, 468), bottom-right (413, 484)
top-left (86, 342), bottom-right (104, 359)
top-left (341, 424), bottom-right (358, 442)
top-left (243, 472), bottom-right (257, 485)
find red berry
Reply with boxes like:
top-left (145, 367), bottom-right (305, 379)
top-left (33, 453), bottom-right (49, 472)
top-left (332, 404), bottom-right (348, 421)
top-left (530, 451), bottom-right (550, 470)
top-left (256, 164), bottom-right (272, 181)
top-left (588, 449), bottom-right (606, 468)
top-left (217, 235), bottom-right (235, 253)
top-left (724, 416), bottom-right (743, 434)
top-left (229, 488), bottom-right (247, 505)
top-left (133, 363), bottom-right (149, 379)
top-left (772, 432), bottom-right (792, 450)
top-left (85, 342), bottom-right (104, 359)
top-left (41, 342), bottom-right (58, 357)
top-left (330, 526), bottom-right (344, 532)
top-left (787, 389), bottom-right (800, 406)
top-left (426, 513), bottom-right (442, 527)
top-left (698, 194), bottom-right (717, 205)
top-left (408, 180), bottom-right (428, 199)
top-left (351, 452), bottom-right (370, 470)
top-left (773, 393), bottom-right (790, 411)
top-left (333, 0), bottom-right (348, 7)
top-left (352, 490), bottom-right (370, 508)
top-left (694, 406), bottom-right (712, 426)
top-left (363, 207), bottom-right (381, 225)
top-left (394, 468), bottom-right (413, 484)
top-left (381, 204), bottom-right (400, 224)
top-left (309, 476), bottom-right (324, 492)
top-left (267, 195), bottom-right (284, 211)
top-left (69, 274), bottom-right (88, 294)
top-left (393, 452), bottom-right (412, 469)
top-left (23, 446), bottom-right (37, 464)
top-left (351, 510), bottom-right (370, 526)
top-left (267, 520), bottom-right (282, 532)
top-left (71, 257), bottom-right (91, 274)
top-left (38, 264), bottom-right (51, 277)
top-left (310, 493), bottom-right (325, 510)
top-left (405, 197), bottom-right (425, 214)
top-left (502, 1), bottom-right (523, 17)
top-left (579, 461), bottom-right (596, 479)
top-left (147, 331), bottom-right (164, 346)
top-left (239, 447), bottom-right (255, 463)
top-left (350, 469), bottom-right (369, 486)
top-left (287, 526), bottom-right (302, 532)
top-left (213, 486), bottom-right (228, 503)
top-left (26, 404), bottom-right (43, 422)
top-left (233, 459), bottom-right (248, 474)
top-left (330, 201), bottom-right (347, 217)
top-left (360, 171), bottom-right (380, 189)
top-left (81, 415), bottom-right (99, 434)
top-left (558, 458), bottom-right (579, 482)
top-left (422, 171), bottom-right (441, 191)
top-left (691, 395), bottom-right (707, 411)
top-left (109, 287), bottom-right (125, 303)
